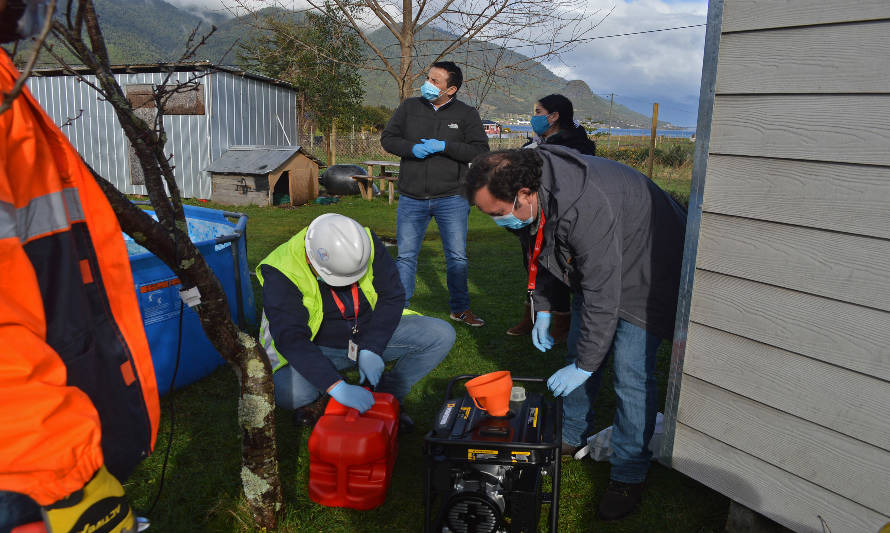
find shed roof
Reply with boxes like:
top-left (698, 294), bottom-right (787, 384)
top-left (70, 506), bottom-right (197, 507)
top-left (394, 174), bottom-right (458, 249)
top-left (206, 146), bottom-right (308, 175)
top-left (29, 62), bottom-right (297, 91)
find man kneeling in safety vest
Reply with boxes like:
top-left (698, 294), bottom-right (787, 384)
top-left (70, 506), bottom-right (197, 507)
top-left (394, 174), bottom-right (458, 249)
top-left (257, 213), bottom-right (455, 430)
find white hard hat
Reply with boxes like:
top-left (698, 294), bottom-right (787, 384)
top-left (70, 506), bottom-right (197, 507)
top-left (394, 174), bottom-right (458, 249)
top-left (305, 213), bottom-right (371, 286)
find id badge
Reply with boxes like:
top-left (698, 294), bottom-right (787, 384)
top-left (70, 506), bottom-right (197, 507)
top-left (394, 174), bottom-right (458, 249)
top-left (348, 339), bottom-right (359, 362)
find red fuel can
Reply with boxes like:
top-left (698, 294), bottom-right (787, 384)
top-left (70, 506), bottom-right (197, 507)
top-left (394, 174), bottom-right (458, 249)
top-left (308, 391), bottom-right (400, 510)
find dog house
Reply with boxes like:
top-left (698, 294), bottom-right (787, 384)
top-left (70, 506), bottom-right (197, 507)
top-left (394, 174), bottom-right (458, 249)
top-left (207, 145), bottom-right (320, 206)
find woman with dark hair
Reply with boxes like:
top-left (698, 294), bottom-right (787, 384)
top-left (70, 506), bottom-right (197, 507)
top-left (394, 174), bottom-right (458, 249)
top-left (507, 94), bottom-right (595, 339)
top-left (525, 93), bottom-right (597, 155)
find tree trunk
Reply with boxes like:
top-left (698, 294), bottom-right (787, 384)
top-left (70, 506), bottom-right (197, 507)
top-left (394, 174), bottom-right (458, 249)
top-left (398, 15), bottom-right (415, 101)
top-left (54, 4), bottom-right (283, 527)
top-left (90, 168), bottom-right (282, 529)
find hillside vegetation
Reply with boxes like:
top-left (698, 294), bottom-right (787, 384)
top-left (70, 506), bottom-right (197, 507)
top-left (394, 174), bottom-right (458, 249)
top-left (17, 0), bottom-right (670, 126)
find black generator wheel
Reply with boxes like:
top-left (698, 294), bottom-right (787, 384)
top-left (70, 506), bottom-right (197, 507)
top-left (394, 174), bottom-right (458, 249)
top-left (442, 493), bottom-right (502, 533)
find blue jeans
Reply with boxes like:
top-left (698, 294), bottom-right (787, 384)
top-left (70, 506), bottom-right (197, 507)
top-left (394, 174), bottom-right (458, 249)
top-left (396, 195), bottom-right (470, 313)
top-left (273, 315), bottom-right (455, 409)
top-left (0, 491), bottom-right (41, 533)
top-left (562, 294), bottom-right (662, 484)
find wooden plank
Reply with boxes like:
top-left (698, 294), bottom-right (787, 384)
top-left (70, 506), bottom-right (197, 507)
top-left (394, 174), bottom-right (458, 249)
top-left (678, 376), bottom-right (890, 513)
top-left (689, 270), bottom-right (890, 381)
top-left (684, 323), bottom-right (890, 451)
top-left (717, 22), bottom-right (890, 93)
top-left (709, 95), bottom-right (890, 166)
top-left (702, 155), bottom-right (890, 240)
top-left (696, 213), bottom-right (890, 312)
top-left (210, 174), bottom-right (269, 206)
top-left (722, 0), bottom-right (890, 33)
top-left (673, 423), bottom-right (889, 533)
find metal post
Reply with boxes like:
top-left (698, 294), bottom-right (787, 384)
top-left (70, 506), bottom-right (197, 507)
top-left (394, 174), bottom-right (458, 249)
top-left (606, 93), bottom-right (614, 149)
top-left (647, 102), bottom-right (659, 178)
top-left (660, 0), bottom-right (725, 466)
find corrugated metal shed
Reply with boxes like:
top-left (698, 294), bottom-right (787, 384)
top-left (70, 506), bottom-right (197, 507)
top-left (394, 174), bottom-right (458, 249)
top-left (25, 63), bottom-right (299, 199)
top-left (207, 146), bottom-right (303, 175)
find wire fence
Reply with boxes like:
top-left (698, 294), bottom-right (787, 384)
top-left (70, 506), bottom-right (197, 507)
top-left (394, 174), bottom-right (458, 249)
top-left (298, 133), bottom-right (694, 168)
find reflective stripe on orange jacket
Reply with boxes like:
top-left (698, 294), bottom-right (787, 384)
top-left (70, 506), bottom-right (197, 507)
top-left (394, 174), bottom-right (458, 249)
top-left (0, 53), bottom-right (160, 505)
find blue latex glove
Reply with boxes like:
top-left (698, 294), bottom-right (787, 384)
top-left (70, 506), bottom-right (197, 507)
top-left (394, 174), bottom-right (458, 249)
top-left (420, 138), bottom-right (445, 153)
top-left (412, 143), bottom-right (432, 159)
top-left (531, 311), bottom-right (554, 352)
top-left (547, 363), bottom-right (593, 397)
top-left (328, 380), bottom-right (375, 413)
top-left (358, 349), bottom-right (385, 387)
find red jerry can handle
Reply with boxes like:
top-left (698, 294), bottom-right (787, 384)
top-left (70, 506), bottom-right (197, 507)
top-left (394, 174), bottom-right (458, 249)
top-left (11, 522), bottom-right (47, 533)
top-left (345, 408), bottom-right (361, 422)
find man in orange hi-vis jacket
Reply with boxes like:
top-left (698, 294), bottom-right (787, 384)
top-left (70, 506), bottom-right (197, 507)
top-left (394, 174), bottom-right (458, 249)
top-left (0, 2), bottom-right (160, 532)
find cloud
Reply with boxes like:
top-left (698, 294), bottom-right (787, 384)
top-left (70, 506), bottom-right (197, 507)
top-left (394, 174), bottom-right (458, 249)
top-left (546, 0), bottom-right (708, 125)
top-left (166, 0), bottom-right (708, 125)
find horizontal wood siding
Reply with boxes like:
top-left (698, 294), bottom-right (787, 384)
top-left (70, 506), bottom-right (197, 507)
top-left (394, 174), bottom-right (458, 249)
top-left (673, 424), bottom-right (888, 533)
top-left (709, 95), bottom-right (890, 165)
top-left (678, 376), bottom-right (890, 513)
top-left (684, 324), bottom-right (890, 450)
top-left (717, 22), bottom-right (890, 93)
top-left (702, 155), bottom-right (890, 240)
top-left (696, 213), bottom-right (890, 311)
top-left (689, 270), bottom-right (890, 381)
top-left (670, 3), bottom-right (890, 529)
top-left (722, 0), bottom-right (890, 33)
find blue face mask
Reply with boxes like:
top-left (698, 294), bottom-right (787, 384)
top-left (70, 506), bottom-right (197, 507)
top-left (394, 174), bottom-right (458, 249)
top-left (421, 80), bottom-right (443, 101)
top-left (530, 113), bottom-right (552, 136)
top-left (491, 195), bottom-right (534, 230)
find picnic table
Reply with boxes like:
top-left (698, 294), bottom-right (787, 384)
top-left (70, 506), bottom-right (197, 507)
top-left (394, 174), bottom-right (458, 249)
top-left (351, 160), bottom-right (400, 204)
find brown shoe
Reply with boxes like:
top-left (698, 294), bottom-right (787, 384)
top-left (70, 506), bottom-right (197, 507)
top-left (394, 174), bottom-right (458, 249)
top-left (560, 442), bottom-right (581, 456)
top-left (551, 311), bottom-right (571, 343)
top-left (293, 396), bottom-right (327, 427)
top-left (450, 309), bottom-right (485, 327)
top-left (506, 302), bottom-right (533, 336)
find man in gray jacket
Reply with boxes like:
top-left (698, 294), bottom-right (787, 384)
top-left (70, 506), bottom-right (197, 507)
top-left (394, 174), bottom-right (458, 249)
top-left (465, 146), bottom-right (686, 520)
top-left (381, 61), bottom-right (490, 326)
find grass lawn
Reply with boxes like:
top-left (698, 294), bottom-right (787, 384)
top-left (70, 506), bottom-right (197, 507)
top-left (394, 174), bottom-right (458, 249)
top-left (125, 173), bottom-right (728, 532)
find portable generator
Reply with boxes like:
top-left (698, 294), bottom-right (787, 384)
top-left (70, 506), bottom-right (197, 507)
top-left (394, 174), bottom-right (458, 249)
top-left (423, 375), bottom-right (562, 533)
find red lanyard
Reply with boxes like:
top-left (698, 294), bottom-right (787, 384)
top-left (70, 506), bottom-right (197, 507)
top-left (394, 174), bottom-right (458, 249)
top-left (527, 210), bottom-right (547, 295)
top-left (330, 283), bottom-right (360, 336)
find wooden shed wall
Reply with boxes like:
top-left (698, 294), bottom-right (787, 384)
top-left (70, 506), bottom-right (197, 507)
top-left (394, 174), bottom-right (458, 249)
top-left (666, 1), bottom-right (890, 532)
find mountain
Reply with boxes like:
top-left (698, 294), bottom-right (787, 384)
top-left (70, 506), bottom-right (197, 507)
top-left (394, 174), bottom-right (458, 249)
top-left (23, 0), bottom-right (667, 127)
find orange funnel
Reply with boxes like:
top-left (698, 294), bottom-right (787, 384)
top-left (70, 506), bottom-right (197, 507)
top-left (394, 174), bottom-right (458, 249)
top-left (465, 371), bottom-right (513, 417)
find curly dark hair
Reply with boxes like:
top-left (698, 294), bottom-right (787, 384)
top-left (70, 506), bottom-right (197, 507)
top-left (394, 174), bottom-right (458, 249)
top-left (465, 149), bottom-right (543, 203)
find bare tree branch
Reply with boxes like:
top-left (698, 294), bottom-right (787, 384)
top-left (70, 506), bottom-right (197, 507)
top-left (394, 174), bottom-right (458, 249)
top-left (0, 0), bottom-right (57, 115)
top-left (247, 0), bottom-right (609, 104)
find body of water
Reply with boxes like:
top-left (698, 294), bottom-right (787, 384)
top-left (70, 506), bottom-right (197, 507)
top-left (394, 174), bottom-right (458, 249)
top-left (495, 124), bottom-right (696, 139)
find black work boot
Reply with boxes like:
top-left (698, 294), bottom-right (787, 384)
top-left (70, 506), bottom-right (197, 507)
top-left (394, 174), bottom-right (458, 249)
top-left (398, 412), bottom-right (415, 435)
top-left (597, 480), bottom-right (644, 521)
top-left (293, 397), bottom-right (327, 427)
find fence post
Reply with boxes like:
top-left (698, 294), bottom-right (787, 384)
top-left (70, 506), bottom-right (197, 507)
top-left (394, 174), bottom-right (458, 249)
top-left (647, 102), bottom-right (659, 179)
top-left (606, 93), bottom-right (614, 149)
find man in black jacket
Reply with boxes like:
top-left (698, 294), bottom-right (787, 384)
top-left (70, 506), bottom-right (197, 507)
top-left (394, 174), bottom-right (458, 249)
top-left (381, 61), bottom-right (490, 326)
top-left (465, 146), bottom-right (687, 521)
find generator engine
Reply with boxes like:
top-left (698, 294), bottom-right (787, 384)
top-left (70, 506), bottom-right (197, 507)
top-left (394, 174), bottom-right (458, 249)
top-left (423, 375), bottom-right (562, 533)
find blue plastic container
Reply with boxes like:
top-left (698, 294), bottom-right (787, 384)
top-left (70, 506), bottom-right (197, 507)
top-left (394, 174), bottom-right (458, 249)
top-left (125, 204), bottom-right (256, 396)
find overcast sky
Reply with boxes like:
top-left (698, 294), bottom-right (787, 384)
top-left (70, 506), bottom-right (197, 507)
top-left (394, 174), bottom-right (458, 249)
top-left (169, 0), bottom-right (708, 126)
top-left (545, 0), bottom-right (708, 126)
